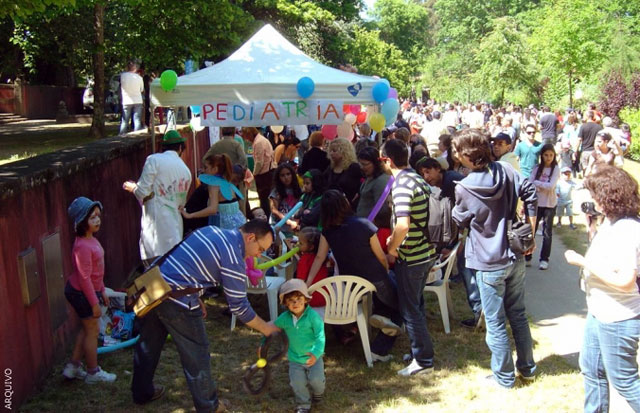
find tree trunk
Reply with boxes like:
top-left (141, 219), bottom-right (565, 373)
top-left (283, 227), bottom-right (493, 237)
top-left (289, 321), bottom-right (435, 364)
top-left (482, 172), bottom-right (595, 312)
top-left (568, 71), bottom-right (573, 109)
top-left (88, 2), bottom-right (105, 139)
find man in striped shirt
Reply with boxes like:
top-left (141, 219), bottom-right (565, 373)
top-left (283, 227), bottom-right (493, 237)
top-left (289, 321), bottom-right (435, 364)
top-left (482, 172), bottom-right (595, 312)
top-left (132, 220), bottom-right (278, 412)
top-left (384, 139), bottom-right (438, 376)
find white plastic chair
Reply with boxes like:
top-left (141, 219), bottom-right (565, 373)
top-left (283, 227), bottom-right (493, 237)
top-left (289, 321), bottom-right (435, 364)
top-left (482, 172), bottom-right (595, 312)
top-left (272, 231), bottom-right (297, 279)
top-left (308, 275), bottom-right (377, 367)
top-left (230, 262), bottom-right (287, 331)
top-left (423, 241), bottom-right (461, 334)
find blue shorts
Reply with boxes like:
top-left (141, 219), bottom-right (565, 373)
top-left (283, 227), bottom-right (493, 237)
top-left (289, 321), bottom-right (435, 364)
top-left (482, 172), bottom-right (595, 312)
top-left (65, 281), bottom-right (101, 319)
top-left (556, 202), bottom-right (573, 217)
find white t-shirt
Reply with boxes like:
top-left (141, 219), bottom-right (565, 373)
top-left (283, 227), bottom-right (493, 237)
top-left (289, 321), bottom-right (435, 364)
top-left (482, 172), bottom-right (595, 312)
top-left (585, 217), bottom-right (640, 322)
top-left (120, 71), bottom-right (144, 105)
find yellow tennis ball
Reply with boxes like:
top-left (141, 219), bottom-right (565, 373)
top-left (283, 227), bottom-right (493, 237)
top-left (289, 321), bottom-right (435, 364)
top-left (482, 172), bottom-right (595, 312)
top-left (256, 358), bottom-right (267, 368)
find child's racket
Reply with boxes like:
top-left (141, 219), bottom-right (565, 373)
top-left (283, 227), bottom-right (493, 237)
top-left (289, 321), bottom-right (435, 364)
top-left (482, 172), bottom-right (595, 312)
top-left (242, 331), bottom-right (289, 395)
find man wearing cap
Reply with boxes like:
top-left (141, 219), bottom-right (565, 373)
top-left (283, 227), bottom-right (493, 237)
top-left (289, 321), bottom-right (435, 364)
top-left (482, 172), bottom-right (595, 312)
top-left (132, 220), bottom-right (279, 412)
top-left (491, 133), bottom-right (520, 172)
top-left (123, 130), bottom-right (192, 263)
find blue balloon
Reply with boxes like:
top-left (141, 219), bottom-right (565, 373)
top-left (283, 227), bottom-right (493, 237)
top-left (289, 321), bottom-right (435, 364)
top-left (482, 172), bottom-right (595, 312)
top-left (372, 81), bottom-right (390, 103)
top-left (190, 105), bottom-right (201, 116)
top-left (297, 77), bottom-right (315, 98)
top-left (381, 97), bottom-right (400, 125)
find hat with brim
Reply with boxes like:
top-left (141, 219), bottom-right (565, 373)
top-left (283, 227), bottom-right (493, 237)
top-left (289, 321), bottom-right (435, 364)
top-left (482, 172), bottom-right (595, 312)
top-left (68, 197), bottom-right (103, 231)
top-left (162, 130), bottom-right (186, 145)
top-left (279, 279), bottom-right (311, 304)
top-left (561, 166), bottom-right (572, 173)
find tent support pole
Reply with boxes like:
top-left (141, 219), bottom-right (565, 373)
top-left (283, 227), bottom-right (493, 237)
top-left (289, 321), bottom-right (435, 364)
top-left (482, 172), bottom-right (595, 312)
top-left (150, 103), bottom-right (156, 153)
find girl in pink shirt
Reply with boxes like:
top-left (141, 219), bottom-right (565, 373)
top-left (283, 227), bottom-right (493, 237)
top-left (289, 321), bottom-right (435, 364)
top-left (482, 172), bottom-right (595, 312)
top-left (63, 197), bottom-right (116, 384)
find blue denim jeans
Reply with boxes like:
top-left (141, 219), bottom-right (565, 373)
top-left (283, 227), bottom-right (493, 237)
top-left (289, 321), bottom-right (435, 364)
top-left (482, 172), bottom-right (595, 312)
top-left (289, 358), bottom-right (325, 409)
top-left (475, 258), bottom-right (536, 388)
top-left (132, 300), bottom-right (219, 412)
top-left (120, 103), bottom-right (143, 134)
top-left (371, 270), bottom-right (403, 356)
top-left (580, 313), bottom-right (640, 413)
top-left (459, 252), bottom-right (482, 315)
top-left (394, 259), bottom-right (436, 367)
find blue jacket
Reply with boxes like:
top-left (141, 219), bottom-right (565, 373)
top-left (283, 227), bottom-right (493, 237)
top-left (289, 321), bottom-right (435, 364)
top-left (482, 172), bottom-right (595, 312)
top-left (452, 161), bottom-right (537, 271)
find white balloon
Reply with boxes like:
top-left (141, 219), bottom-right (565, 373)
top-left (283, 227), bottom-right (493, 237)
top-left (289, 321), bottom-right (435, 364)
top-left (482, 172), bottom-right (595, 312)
top-left (337, 121), bottom-right (353, 139)
top-left (270, 125), bottom-right (284, 134)
top-left (190, 116), bottom-right (204, 132)
top-left (345, 113), bottom-right (357, 125)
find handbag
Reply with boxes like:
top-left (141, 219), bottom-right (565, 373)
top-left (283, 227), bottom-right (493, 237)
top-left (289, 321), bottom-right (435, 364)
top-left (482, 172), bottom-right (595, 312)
top-left (126, 265), bottom-right (172, 317)
top-left (506, 219), bottom-right (535, 254)
top-left (126, 237), bottom-right (200, 317)
top-left (502, 162), bottom-right (535, 254)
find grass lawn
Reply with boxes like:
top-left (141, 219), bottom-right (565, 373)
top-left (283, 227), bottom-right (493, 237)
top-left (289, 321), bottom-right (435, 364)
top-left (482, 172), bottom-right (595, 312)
top-left (21, 281), bottom-right (582, 413)
top-left (0, 120), bottom-right (120, 165)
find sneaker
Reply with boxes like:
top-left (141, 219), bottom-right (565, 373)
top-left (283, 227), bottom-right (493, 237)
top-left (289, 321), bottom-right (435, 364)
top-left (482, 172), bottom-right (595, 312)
top-left (85, 367), bottom-right (116, 384)
top-left (62, 362), bottom-right (87, 380)
top-left (294, 408), bottom-right (310, 413)
top-left (460, 316), bottom-right (480, 330)
top-left (369, 315), bottom-right (403, 336)
top-left (484, 374), bottom-right (513, 389)
top-left (569, 224), bottom-right (576, 230)
top-left (397, 359), bottom-right (434, 376)
top-left (371, 352), bottom-right (393, 363)
top-left (517, 370), bottom-right (536, 383)
top-left (539, 260), bottom-right (549, 270)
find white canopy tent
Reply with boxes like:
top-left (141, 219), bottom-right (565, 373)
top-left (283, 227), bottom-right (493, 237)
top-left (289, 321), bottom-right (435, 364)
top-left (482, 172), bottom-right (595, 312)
top-left (150, 24), bottom-right (380, 109)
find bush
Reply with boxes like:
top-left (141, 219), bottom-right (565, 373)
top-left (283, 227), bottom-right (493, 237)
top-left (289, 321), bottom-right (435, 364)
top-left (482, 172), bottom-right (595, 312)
top-left (621, 107), bottom-right (640, 161)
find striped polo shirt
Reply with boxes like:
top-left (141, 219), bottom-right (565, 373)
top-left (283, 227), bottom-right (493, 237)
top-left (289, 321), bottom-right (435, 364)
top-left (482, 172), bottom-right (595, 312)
top-left (158, 226), bottom-right (256, 323)
top-left (391, 168), bottom-right (436, 265)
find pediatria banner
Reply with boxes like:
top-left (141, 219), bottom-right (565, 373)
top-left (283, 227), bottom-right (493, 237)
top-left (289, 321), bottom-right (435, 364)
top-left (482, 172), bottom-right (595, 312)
top-left (201, 100), bottom-right (344, 127)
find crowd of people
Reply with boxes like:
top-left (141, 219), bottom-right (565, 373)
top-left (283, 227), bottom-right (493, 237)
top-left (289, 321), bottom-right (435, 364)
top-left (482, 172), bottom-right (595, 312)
top-left (61, 97), bottom-right (640, 413)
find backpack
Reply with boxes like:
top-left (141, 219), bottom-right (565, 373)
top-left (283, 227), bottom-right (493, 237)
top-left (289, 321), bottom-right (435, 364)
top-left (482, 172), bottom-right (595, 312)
top-left (403, 172), bottom-right (458, 246)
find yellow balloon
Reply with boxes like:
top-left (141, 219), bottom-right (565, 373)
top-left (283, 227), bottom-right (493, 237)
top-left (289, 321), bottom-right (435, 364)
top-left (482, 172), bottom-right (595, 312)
top-left (270, 125), bottom-right (284, 134)
top-left (369, 113), bottom-right (385, 132)
top-left (256, 358), bottom-right (267, 368)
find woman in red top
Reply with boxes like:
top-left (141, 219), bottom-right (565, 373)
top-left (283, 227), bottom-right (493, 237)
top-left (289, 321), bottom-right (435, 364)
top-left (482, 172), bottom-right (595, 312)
top-left (63, 197), bottom-right (116, 384)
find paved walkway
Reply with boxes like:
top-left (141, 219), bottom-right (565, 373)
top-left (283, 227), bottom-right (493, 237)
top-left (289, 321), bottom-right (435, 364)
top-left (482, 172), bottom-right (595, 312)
top-left (524, 188), bottom-right (634, 411)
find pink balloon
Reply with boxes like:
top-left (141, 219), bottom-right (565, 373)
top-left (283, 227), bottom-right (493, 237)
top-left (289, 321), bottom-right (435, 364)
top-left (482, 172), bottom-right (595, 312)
top-left (349, 104), bottom-right (361, 115)
top-left (388, 88), bottom-right (398, 99)
top-left (321, 124), bottom-right (338, 141)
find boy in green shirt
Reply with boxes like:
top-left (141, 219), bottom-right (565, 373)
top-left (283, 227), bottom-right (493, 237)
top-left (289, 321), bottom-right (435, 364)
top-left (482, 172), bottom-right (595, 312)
top-left (274, 279), bottom-right (325, 413)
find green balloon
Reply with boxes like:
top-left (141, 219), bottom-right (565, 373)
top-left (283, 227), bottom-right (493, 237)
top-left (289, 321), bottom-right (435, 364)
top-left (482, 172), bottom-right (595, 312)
top-left (160, 70), bottom-right (178, 92)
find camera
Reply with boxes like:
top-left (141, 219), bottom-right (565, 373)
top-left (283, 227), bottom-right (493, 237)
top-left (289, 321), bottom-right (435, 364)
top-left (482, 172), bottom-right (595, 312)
top-left (581, 201), bottom-right (601, 216)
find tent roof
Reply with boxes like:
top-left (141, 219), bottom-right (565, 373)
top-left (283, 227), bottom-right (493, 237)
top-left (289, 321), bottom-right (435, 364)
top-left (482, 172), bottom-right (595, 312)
top-left (150, 24), bottom-right (380, 106)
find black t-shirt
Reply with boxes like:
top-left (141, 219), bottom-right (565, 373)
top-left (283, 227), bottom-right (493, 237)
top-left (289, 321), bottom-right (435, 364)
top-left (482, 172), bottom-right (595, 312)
top-left (579, 122), bottom-right (603, 152)
top-left (441, 170), bottom-right (464, 201)
top-left (298, 147), bottom-right (330, 175)
top-left (323, 216), bottom-right (387, 284)
top-left (540, 113), bottom-right (558, 139)
top-left (324, 162), bottom-right (364, 209)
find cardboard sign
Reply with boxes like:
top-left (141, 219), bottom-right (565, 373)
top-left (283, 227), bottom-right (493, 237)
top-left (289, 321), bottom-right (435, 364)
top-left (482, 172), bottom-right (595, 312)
top-left (201, 100), bottom-right (344, 126)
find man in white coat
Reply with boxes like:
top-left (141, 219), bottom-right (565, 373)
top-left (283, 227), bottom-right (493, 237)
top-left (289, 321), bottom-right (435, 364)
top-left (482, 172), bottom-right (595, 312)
top-left (123, 130), bottom-right (192, 263)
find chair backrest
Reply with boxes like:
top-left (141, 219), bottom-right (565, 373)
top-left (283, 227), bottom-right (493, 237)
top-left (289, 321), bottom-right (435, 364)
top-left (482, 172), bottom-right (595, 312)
top-left (430, 240), bottom-right (462, 283)
top-left (308, 275), bottom-right (376, 324)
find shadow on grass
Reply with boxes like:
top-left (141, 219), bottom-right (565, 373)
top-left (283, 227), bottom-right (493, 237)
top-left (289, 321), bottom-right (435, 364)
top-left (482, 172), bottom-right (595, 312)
top-left (20, 282), bottom-right (583, 413)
